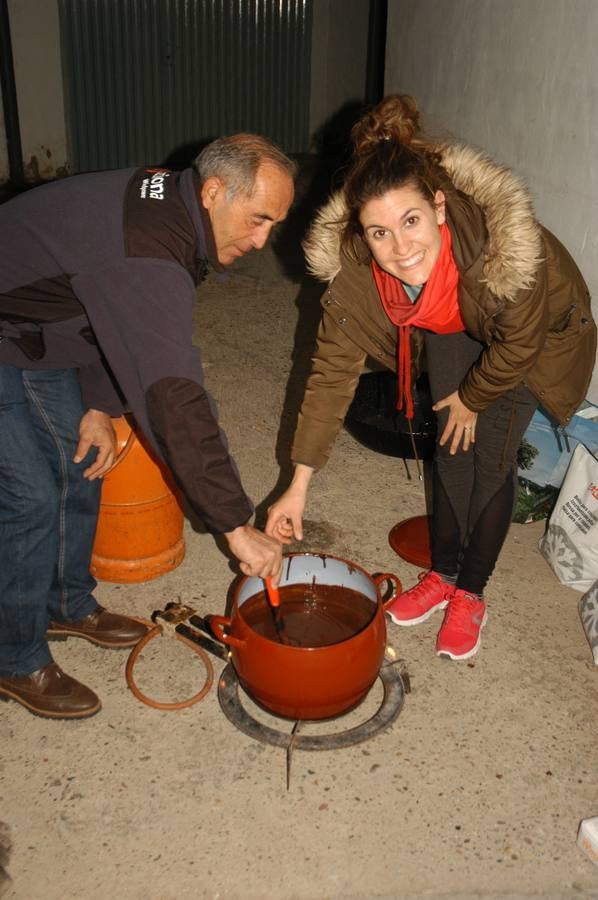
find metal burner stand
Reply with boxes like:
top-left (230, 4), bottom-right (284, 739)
top-left (217, 661), bottom-right (406, 752)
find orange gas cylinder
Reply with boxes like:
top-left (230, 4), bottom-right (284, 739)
top-left (90, 417), bottom-right (185, 583)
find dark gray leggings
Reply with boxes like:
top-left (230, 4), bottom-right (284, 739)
top-left (424, 332), bottom-right (538, 596)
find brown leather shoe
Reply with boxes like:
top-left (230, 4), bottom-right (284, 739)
top-left (47, 605), bottom-right (148, 648)
top-left (0, 663), bottom-right (101, 719)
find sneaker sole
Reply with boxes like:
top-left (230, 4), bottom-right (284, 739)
top-left (436, 612), bottom-right (487, 660)
top-left (387, 599), bottom-right (448, 627)
top-left (0, 689), bottom-right (102, 719)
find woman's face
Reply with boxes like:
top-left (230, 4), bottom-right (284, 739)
top-left (359, 185), bottom-right (446, 285)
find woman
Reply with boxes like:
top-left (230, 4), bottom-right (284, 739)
top-left (266, 95), bottom-right (596, 660)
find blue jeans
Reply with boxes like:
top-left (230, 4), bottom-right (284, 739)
top-left (0, 366), bottom-right (100, 676)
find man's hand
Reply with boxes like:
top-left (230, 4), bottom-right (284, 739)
top-left (224, 523), bottom-right (283, 587)
top-left (74, 409), bottom-right (117, 479)
top-left (432, 391), bottom-right (478, 455)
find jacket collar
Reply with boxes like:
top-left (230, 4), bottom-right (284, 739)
top-left (303, 143), bottom-right (543, 302)
top-left (177, 168), bottom-right (223, 276)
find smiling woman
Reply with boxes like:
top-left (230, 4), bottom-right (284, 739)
top-left (359, 187), bottom-right (445, 284)
top-left (266, 94), bottom-right (596, 663)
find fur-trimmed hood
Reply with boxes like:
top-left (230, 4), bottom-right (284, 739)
top-left (303, 144), bottom-right (543, 302)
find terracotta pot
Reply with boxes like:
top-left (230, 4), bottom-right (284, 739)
top-left (210, 553), bottom-right (401, 720)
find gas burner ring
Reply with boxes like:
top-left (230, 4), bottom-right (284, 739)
top-left (217, 662), bottom-right (405, 751)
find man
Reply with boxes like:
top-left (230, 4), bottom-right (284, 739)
top-left (0, 133), bottom-right (295, 719)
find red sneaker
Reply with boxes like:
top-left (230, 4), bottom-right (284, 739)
top-left (436, 589), bottom-right (487, 660)
top-left (386, 571), bottom-right (455, 626)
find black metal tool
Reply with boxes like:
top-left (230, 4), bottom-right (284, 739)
top-left (151, 603), bottom-right (230, 661)
top-left (265, 576), bottom-right (291, 644)
top-left (177, 622), bottom-right (229, 661)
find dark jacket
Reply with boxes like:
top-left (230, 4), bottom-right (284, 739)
top-left (0, 166), bottom-right (253, 533)
top-left (292, 144), bottom-right (596, 470)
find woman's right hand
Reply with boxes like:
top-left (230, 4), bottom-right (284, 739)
top-left (265, 464), bottom-right (314, 544)
top-left (266, 491), bottom-right (306, 544)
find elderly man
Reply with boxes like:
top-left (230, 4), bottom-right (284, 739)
top-left (0, 134), bottom-right (295, 719)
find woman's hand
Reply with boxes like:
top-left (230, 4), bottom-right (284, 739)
top-left (432, 391), bottom-right (478, 455)
top-left (266, 491), bottom-right (307, 544)
top-left (74, 409), bottom-right (117, 479)
top-left (265, 464), bottom-right (314, 544)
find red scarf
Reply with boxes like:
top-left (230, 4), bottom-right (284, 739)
top-left (371, 223), bottom-right (464, 419)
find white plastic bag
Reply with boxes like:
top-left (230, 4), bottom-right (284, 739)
top-left (580, 579), bottom-right (598, 664)
top-left (539, 443), bottom-right (598, 592)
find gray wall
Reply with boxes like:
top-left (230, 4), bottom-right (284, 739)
top-left (1, 0), bottom-right (369, 180)
top-left (0, 100), bottom-right (7, 183)
top-left (309, 0), bottom-right (370, 143)
top-left (385, 0), bottom-right (597, 403)
top-left (1, 0), bottom-right (68, 182)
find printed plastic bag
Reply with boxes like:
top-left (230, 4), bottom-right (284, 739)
top-left (580, 579), bottom-right (598, 664)
top-left (539, 443), bottom-right (598, 592)
top-left (514, 401), bottom-right (598, 524)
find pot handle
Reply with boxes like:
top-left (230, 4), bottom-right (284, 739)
top-left (208, 614), bottom-right (245, 648)
top-left (373, 572), bottom-right (402, 609)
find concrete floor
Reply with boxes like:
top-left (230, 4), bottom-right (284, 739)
top-left (1, 229), bottom-right (598, 900)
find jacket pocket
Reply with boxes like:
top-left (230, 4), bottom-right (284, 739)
top-left (552, 303), bottom-right (577, 334)
top-left (548, 297), bottom-right (593, 341)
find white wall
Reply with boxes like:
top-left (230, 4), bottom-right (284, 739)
top-left (4, 0), bottom-right (68, 182)
top-left (385, 0), bottom-right (598, 403)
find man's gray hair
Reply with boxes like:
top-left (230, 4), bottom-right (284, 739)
top-left (193, 133), bottom-right (296, 199)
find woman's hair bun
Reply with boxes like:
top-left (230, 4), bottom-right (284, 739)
top-left (351, 94), bottom-right (421, 157)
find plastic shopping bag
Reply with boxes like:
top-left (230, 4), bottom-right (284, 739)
top-left (580, 579), bottom-right (598, 664)
top-left (539, 443), bottom-right (598, 592)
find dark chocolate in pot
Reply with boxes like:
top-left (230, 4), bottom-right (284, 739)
top-left (240, 583), bottom-right (375, 647)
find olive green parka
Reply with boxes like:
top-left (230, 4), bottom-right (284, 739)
top-left (292, 144), bottom-right (596, 470)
